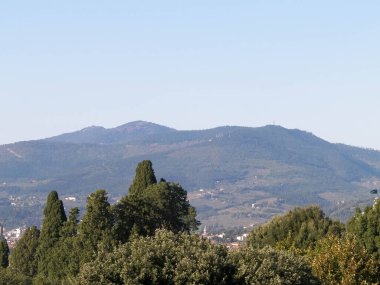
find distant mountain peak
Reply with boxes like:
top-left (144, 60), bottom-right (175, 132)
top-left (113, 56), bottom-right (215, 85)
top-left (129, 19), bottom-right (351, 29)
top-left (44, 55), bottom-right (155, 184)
top-left (114, 121), bottom-right (176, 132)
top-left (3, 122), bottom-right (380, 229)
top-left (45, 120), bottom-right (175, 144)
top-left (80, 126), bottom-right (106, 132)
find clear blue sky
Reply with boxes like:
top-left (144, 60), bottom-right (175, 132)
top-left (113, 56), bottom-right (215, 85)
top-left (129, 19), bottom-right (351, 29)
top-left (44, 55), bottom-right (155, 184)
top-left (1, 1), bottom-right (379, 149)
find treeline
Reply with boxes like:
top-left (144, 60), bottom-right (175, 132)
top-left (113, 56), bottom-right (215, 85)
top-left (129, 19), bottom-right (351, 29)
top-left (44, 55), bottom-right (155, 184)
top-left (0, 161), bottom-right (380, 284)
top-left (0, 160), bottom-right (199, 284)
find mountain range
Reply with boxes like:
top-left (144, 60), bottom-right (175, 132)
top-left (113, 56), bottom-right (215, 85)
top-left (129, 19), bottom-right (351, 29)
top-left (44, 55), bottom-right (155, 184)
top-left (1, 121), bottom-right (380, 230)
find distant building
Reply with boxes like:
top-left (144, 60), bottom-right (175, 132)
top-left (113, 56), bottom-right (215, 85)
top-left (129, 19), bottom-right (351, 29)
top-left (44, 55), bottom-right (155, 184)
top-left (4, 227), bottom-right (26, 248)
top-left (64, 196), bottom-right (77, 202)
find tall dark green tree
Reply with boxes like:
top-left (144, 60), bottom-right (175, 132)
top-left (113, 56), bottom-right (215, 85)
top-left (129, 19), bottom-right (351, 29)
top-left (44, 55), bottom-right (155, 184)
top-left (128, 160), bottom-right (157, 196)
top-left (0, 238), bottom-right (9, 268)
top-left (112, 194), bottom-right (157, 242)
top-left (60, 207), bottom-right (80, 238)
top-left (36, 191), bottom-right (67, 276)
top-left (142, 181), bottom-right (199, 233)
top-left (42, 207), bottom-right (81, 282)
top-left (113, 160), bottom-right (158, 241)
top-left (113, 179), bottom-right (199, 242)
top-left (114, 181), bottom-right (199, 242)
top-left (113, 161), bottom-right (199, 243)
top-left (78, 190), bottom-right (114, 264)
top-left (9, 226), bottom-right (40, 277)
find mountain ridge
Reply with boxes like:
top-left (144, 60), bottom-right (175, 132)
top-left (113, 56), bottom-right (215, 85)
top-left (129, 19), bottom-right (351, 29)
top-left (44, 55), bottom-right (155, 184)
top-left (1, 121), bottom-right (380, 229)
top-left (46, 120), bottom-right (176, 144)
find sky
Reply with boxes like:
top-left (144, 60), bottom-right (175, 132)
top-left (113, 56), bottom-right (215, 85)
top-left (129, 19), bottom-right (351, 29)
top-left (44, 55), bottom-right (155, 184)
top-left (1, 1), bottom-right (380, 149)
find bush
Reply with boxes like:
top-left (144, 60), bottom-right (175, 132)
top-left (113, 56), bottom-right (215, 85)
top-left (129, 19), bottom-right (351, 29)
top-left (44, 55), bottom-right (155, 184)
top-left (230, 246), bottom-right (320, 285)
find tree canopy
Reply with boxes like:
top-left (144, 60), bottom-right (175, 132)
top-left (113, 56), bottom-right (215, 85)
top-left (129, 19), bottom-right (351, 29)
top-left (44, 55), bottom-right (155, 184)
top-left (10, 161), bottom-right (380, 284)
top-left (77, 229), bottom-right (233, 285)
top-left (36, 191), bottom-right (67, 277)
top-left (78, 190), bottom-right (114, 264)
top-left (230, 246), bottom-right (320, 285)
top-left (247, 205), bottom-right (344, 252)
top-left (309, 234), bottom-right (378, 285)
top-left (112, 161), bottom-right (199, 242)
top-left (9, 226), bottom-right (40, 277)
top-left (128, 160), bottom-right (157, 196)
top-left (347, 200), bottom-right (380, 260)
top-left (0, 238), bottom-right (9, 269)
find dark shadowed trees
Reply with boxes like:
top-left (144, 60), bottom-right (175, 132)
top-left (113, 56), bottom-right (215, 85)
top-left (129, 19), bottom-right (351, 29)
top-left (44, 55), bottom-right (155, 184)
top-left (36, 191), bottom-right (67, 277)
top-left (9, 226), bottom-right (40, 277)
top-left (78, 190), bottom-right (114, 264)
top-left (6, 161), bottom-right (202, 284)
top-left (44, 207), bottom-right (81, 282)
top-left (128, 160), bottom-right (157, 196)
top-left (0, 238), bottom-right (9, 268)
top-left (112, 161), bottom-right (199, 243)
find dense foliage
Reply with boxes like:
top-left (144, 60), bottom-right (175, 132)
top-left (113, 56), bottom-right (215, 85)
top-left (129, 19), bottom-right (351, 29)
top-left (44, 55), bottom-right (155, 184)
top-left (4, 161), bottom-right (380, 284)
top-left (0, 238), bottom-right (9, 268)
top-left (0, 268), bottom-right (32, 285)
top-left (35, 191), bottom-right (67, 281)
top-left (347, 199), bottom-right (380, 260)
top-left (245, 205), bottom-right (379, 284)
top-left (77, 229), bottom-right (234, 285)
top-left (230, 246), bottom-right (320, 285)
top-left (78, 189), bottom-right (114, 264)
top-left (112, 161), bottom-right (199, 242)
top-left (309, 234), bottom-right (379, 285)
top-left (246, 205), bottom-right (344, 252)
top-left (6, 161), bottom-right (201, 284)
top-left (8, 226), bottom-right (40, 277)
top-left (128, 160), bottom-right (157, 196)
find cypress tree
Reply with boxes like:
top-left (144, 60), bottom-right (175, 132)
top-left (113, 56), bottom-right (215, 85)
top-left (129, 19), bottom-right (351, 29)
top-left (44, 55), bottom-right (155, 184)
top-left (0, 238), bottom-right (9, 268)
top-left (9, 226), bottom-right (40, 277)
top-left (113, 161), bottom-right (199, 242)
top-left (39, 191), bottom-right (67, 245)
top-left (36, 190), bottom-right (67, 276)
top-left (79, 190), bottom-right (113, 264)
top-left (113, 160), bottom-right (157, 241)
top-left (60, 207), bottom-right (80, 238)
top-left (128, 160), bottom-right (157, 196)
top-left (44, 207), bottom-right (81, 282)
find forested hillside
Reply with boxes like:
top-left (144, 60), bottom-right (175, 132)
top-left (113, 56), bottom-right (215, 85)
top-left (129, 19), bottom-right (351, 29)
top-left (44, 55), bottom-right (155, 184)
top-left (1, 121), bottom-right (380, 228)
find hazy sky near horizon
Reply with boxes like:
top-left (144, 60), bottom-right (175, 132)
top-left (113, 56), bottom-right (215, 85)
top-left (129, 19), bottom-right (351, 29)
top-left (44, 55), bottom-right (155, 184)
top-left (1, 1), bottom-right (380, 148)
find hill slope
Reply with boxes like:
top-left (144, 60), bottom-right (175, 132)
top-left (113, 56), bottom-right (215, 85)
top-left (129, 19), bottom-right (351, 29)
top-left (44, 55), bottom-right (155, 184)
top-left (1, 121), bottom-right (380, 229)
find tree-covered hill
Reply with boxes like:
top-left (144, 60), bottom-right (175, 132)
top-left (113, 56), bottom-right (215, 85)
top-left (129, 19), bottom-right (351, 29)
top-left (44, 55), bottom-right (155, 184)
top-left (1, 121), bottom-right (380, 228)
